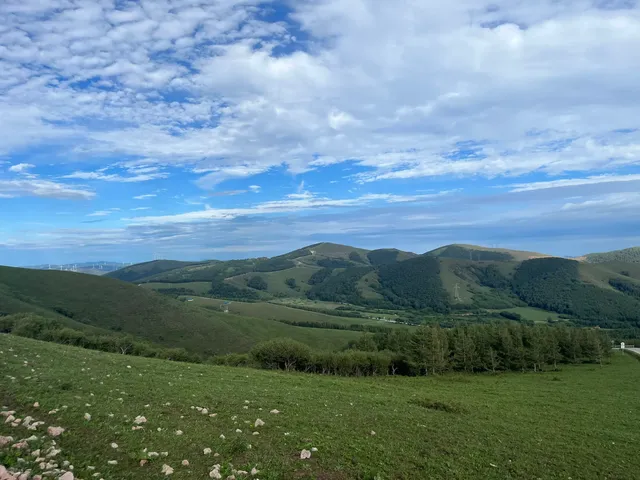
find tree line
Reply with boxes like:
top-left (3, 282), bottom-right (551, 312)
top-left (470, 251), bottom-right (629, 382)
top-left (240, 323), bottom-right (610, 377)
top-left (0, 313), bottom-right (201, 363)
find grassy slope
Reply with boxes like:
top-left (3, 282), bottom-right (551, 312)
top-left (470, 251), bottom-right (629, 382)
top-left (1, 335), bottom-right (639, 480)
top-left (0, 267), bottom-right (356, 354)
top-left (583, 246), bottom-right (640, 264)
top-left (427, 244), bottom-right (550, 262)
top-left (105, 260), bottom-right (206, 283)
top-left (189, 297), bottom-right (400, 328)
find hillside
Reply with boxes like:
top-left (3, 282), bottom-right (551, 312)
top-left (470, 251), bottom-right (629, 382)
top-left (0, 266), bottom-right (359, 355)
top-left (104, 242), bottom-right (640, 327)
top-left (105, 260), bottom-right (210, 283)
top-left (1, 334), bottom-right (639, 479)
top-left (582, 246), bottom-right (640, 264)
top-left (426, 244), bottom-right (550, 262)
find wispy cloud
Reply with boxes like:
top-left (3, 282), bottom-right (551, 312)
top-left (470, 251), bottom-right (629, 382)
top-left (133, 194), bottom-right (157, 200)
top-left (507, 174), bottom-right (640, 193)
top-left (0, 179), bottom-right (94, 200)
top-left (8, 163), bottom-right (35, 174)
top-left (249, 185), bottom-right (261, 193)
top-left (87, 210), bottom-right (112, 217)
top-left (126, 190), bottom-right (455, 225)
top-left (64, 170), bottom-right (167, 183)
top-left (207, 190), bottom-right (248, 197)
top-left (130, 207), bottom-right (150, 211)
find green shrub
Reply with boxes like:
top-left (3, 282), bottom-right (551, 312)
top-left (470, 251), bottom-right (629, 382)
top-left (250, 338), bottom-right (312, 371)
top-left (247, 276), bottom-right (268, 291)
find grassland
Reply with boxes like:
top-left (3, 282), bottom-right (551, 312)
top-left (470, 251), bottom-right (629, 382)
top-left (0, 267), bottom-right (358, 355)
top-left (189, 297), bottom-right (401, 328)
top-left (490, 307), bottom-right (562, 323)
top-left (1, 335), bottom-right (639, 479)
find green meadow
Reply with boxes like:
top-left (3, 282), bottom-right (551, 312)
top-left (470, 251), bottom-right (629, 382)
top-left (2, 335), bottom-right (639, 479)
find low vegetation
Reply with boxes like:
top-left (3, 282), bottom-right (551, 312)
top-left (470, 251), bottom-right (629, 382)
top-left (1, 334), bottom-right (638, 480)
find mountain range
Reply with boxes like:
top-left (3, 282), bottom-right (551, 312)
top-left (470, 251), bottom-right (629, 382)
top-left (105, 242), bottom-right (640, 328)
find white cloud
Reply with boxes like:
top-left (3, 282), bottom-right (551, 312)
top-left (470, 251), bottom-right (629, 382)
top-left (87, 210), bottom-right (112, 217)
top-left (0, 0), bottom-right (638, 185)
top-left (0, 178), bottom-right (94, 200)
top-left (63, 170), bottom-right (167, 183)
top-left (126, 190), bottom-right (454, 225)
top-left (131, 207), bottom-right (151, 211)
top-left (8, 163), bottom-right (35, 173)
top-left (133, 194), bottom-right (157, 200)
top-left (249, 185), bottom-right (261, 193)
top-left (561, 192), bottom-right (640, 211)
top-left (507, 174), bottom-right (640, 193)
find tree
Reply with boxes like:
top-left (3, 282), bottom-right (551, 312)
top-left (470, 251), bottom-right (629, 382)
top-left (453, 327), bottom-right (478, 372)
top-left (354, 333), bottom-right (378, 352)
top-left (247, 276), bottom-right (268, 291)
top-left (285, 278), bottom-right (297, 289)
top-left (250, 338), bottom-right (312, 371)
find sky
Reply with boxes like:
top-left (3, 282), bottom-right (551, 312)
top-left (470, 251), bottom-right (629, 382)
top-left (1, 0), bottom-right (640, 266)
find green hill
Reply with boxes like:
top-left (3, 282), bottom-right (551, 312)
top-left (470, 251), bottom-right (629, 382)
top-left (583, 246), bottom-right (640, 264)
top-left (426, 244), bottom-right (550, 262)
top-left (104, 243), bottom-right (640, 327)
top-left (0, 266), bottom-right (359, 355)
top-left (105, 260), bottom-right (210, 283)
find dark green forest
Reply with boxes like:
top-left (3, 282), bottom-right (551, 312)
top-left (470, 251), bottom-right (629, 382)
top-left (246, 323), bottom-right (610, 377)
top-left (377, 256), bottom-right (450, 312)
top-left (513, 258), bottom-right (640, 327)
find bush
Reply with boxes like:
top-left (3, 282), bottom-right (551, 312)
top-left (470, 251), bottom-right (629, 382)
top-left (499, 311), bottom-right (522, 321)
top-left (210, 353), bottom-right (251, 367)
top-left (285, 278), bottom-right (297, 288)
top-left (250, 338), bottom-right (313, 371)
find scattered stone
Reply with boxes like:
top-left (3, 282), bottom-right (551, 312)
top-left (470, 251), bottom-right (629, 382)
top-left (300, 449), bottom-right (312, 460)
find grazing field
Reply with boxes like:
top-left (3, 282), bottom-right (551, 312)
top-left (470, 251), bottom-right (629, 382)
top-left (493, 307), bottom-right (562, 323)
top-left (189, 297), bottom-right (401, 328)
top-left (1, 335), bottom-right (639, 479)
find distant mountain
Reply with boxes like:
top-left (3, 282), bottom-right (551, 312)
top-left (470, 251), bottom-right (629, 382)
top-left (27, 261), bottom-right (131, 276)
top-left (105, 242), bottom-right (640, 328)
top-left (580, 247), bottom-right (640, 264)
top-left (105, 260), bottom-right (210, 282)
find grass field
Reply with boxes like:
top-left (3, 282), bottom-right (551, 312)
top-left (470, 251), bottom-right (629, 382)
top-left (2, 335), bottom-right (639, 479)
top-left (186, 297), bottom-right (400, 328)
top-left (492, 307), bottom-right (562, 323)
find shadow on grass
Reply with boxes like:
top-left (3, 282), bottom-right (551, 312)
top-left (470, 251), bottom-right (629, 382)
top-left (408, 398), bottom-right (468, 414)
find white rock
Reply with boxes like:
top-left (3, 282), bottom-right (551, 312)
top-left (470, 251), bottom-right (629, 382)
top-left (300, 449), bottom-right (311, 459)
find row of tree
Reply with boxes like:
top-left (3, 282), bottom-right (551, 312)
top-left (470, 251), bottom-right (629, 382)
top-left (246, 324), bottom-right (611, 376)
top-left (0, 313), bottom-right (201, 363)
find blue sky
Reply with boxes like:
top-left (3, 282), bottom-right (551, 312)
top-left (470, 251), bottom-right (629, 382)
top-left (1, 0), bottom-right (640, 266)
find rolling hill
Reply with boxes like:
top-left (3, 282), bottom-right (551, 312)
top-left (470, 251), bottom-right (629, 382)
top-left (0, 266), bottom-right (360, 355)
top-left (581, 246), bottom-right (640, 264)
top-left (106, 242), bottom-right (640, 327)
top-left (426, 244), bottom-right (550, 262)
